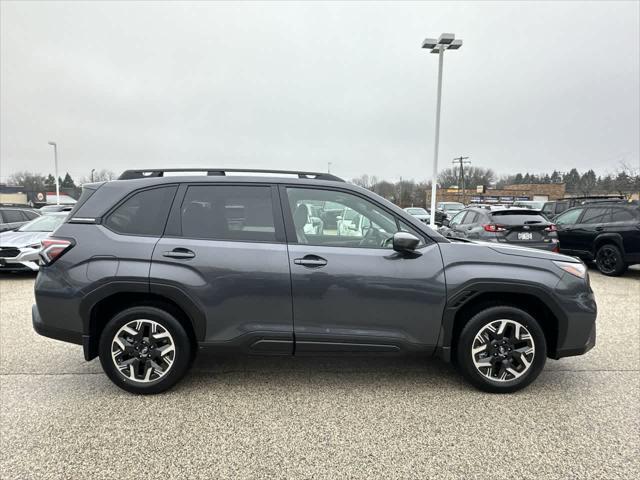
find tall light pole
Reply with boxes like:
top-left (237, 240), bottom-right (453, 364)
top-left (91, 168), bottom-right (95, 183)
top-left (422, 33), bottom-right (463, 228)
top-left (47, 141), bottom-right (60, 205)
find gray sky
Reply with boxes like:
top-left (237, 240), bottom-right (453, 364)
top-left (1, 1), bottom-right (638, 183)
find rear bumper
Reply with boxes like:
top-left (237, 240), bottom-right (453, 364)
top-left (32, 304), bottom-right (82, 345)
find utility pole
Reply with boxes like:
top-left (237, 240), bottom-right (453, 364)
top-left (452, 156), bottom-right (470, 204)
top-left (327, 162), bottom-right (332, 174)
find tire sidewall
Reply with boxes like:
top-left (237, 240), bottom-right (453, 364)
top-left (99, 306), bottom-right (192, 394)
top-left (456, 306), bottom-right (547, 393)
top-left (596, 244), bottom-right (626, 276)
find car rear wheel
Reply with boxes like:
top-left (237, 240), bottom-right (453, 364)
top-left (595, 244), bottom-right (627, 276)
top-left (456, 306), bottom-right (547, 393)
top-left (99, 306), bottom-right (192, 394)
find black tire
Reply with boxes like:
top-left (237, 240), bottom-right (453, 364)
top-left (99, 306), bottom-right (192, 394)
top-left (456, 306), bottom-right (547, 393)
top-left (595, 243), bottom-right (627, 277)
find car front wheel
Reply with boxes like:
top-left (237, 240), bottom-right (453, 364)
top-left (456, 306), bottom-right (547, 393)
top-left (99, 306), bottom-right (192, 394)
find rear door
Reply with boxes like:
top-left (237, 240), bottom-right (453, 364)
top-left (282, 185), bottom-right (446, 353)
top-left (608, 207), bottom-right (640, 258)
top-left (571, 207), bottom-right (611, 255)
top-left (150, 183), bottom-right (293, 353)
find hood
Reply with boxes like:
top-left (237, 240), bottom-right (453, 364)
top-left (484, 242), bottom-right (579, 263)
top-left (0, 230), bottom-right (50, 248)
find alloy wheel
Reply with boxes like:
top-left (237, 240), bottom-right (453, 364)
top-left (596, 246), bottom-right (618, 274)
top-left (111, 319), bottom-right (176, 383)
top-left (471, 319), bottom-right (535, 382)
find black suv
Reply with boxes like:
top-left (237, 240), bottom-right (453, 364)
top-left (32, 169), bottom-right (597, 394)
top-left (554, 202), bottom-right (640, 276)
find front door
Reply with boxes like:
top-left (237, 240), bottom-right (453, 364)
top-left (150, 183), bottom-right (293, 353)
top-left (555, 207), bottom-right (585, 255)
top-left (281, 186), bottom-right (446, 353)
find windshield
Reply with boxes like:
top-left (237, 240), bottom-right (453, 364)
top-left (490, 211), bottom-right (548, 225)
top-left (406, 208), bottom-right (428, 215)
top-left (18, 214), bottom-right (66, 232)
top-left (442, 203), bottom-right (464, 211)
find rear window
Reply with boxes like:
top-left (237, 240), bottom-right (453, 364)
top-left (490, 211), bottom-right (547, 225)
top-left (18, 214), bottom-right (66, 232)
top-left (23, 210), bottom-right (40, 220)
top-left (181, 185), bottom-right (276, 242)
top-left (105, 186), bottom-right (177, 236)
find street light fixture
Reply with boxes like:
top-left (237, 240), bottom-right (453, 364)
top-left (422, 33), bottom-right (463, 228)
top-left (47, 141), bottom-right (60, 205)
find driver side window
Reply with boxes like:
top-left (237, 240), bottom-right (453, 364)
top-left (286, 187), bottom-right (401, 248)
top-left (449, 211), bottom-right (466, 227)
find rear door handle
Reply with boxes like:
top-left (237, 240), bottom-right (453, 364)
top-left (294, 255), bottom-right (328, 268)
top-left (163, 248), bottom-right (195, 259)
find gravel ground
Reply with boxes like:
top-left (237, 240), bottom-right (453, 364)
top-left (1, 268), bottom-right (639, 479)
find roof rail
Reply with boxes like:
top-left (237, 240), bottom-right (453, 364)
top-left (118, 168), bottom-right (344, 182)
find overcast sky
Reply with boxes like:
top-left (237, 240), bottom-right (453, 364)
top-left (1, 1), bottom-right (638, 183)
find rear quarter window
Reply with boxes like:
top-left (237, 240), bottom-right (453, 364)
top-left (104, 186), bottom-right (177, 236)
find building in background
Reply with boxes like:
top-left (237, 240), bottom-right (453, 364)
top-left (426, 183), bottom-right (566, 205)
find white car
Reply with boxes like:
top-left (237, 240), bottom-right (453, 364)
top-left (403, 207), bottom-right (430, 223)
top-left (0, 213), bottom-right (67, 272)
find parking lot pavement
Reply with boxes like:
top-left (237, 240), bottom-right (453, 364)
top-left (1, 269), bottom-right (638, 479)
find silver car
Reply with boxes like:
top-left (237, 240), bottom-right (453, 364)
top-left (0, 213), bottom-right (67, 272)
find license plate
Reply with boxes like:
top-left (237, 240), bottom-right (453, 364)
top-left (518, 232), bottom-right (533, 240)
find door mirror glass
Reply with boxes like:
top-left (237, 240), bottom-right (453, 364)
top-left (392, 232), bottom-right (420, 252)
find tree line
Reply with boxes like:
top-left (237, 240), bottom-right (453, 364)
top-left (4, 170), bottom-right (116, 199)
top-left (352, 162), bottom-right (639, 208)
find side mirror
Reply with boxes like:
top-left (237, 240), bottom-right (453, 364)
top-left (441, 218), bottom-right (450, 227)
top-left (392, 232), bottom-right (420, 252)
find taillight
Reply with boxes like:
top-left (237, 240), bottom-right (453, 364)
top-left (40, 238), bottom-right (73, 265)
top-left (545, 224), bottom-right (558, 232)
top-left (483, 224), bottom-right (506, 232)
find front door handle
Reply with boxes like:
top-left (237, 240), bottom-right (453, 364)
top-left (163, 248), bottom-right (195, 259)
top-left (595, 226), bottom-right (604, 231)
top-left (294, 255), bottom-right (328, 268)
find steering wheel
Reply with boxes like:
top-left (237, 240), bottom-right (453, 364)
top-left (358, 226), bottom-right (383, 247)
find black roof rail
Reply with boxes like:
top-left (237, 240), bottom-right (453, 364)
top-left (118, 168), bottom-right (344, 182)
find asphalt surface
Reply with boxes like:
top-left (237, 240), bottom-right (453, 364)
top-left (1, 268), bottom-right (639, 479)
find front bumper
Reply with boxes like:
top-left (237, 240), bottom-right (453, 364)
top-left (0, 248), bottom-right (41, 271)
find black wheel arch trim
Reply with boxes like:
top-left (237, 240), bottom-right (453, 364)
top-left (593, 233), bottom-right (625, 256)
top-left (437, 280), bottom-right (568, 361)
top-left (78, 280), bottom-right (207, 360)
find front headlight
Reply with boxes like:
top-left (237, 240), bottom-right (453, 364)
top-left (553, 261), bottom-right (587, 279)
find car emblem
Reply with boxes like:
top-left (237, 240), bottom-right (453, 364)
top-left (523, 225), bottom-right (530, 230)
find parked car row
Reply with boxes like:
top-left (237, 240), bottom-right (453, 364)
top-left (413, 198), bottom-right (639, 276)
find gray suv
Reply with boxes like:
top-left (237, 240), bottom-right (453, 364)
top-left (32, 169), bottom-right (597, 394)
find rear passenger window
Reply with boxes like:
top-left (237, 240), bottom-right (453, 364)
top-left (581, 207), bottom-right (610, 224)
top-left (181, 185), bottom-right (276, 242)
top-left (2, 210), bottom-right (25, 223)
top-left (610, 209), bottom-right (635, 222)
top-left (105, 186), bottom-right (177, 236)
